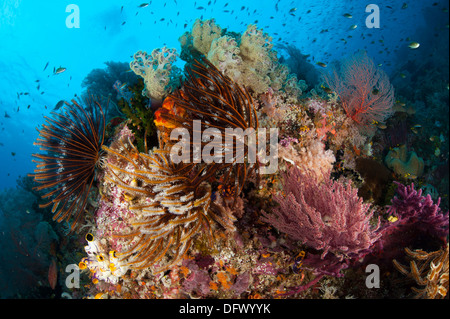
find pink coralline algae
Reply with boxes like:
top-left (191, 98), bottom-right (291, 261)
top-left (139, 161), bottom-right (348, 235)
top-left (94, 187), bottom-right (136, 252)
top-left (262, 165), bottom-right (381, 275)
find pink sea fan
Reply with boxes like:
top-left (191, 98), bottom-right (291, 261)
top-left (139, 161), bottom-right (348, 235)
top-left (262, 166), bottom-right (381, 262)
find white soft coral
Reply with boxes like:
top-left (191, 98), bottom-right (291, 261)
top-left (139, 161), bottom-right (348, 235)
top-left (130, 46), bottom-right (178, 104)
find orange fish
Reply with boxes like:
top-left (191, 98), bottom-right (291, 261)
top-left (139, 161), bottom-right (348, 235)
top-left (48, 259), bottom-right (58, 290)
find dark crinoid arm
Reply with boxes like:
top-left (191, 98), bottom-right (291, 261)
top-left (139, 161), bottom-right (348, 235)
top-left (30, 95), bottom-right (106, 231)
top-left (157, 55), bottom-right (260, 197)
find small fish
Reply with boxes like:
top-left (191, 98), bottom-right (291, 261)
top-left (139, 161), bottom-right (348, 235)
top-left (411, 127), bottom-right (419, 134)
top-left (316, 62), bottom-right (327, 68)
top-left (4, 112), bottom-right (10, 118)
top-left (11, 152), bottom-right (16, 156)
top-left (400, 73), bottom-right (406, 78)
top-left (349, 24), bottom-right (357, 30)
top-left (43, 61), bottom-right (49, 71)
top-left (321, 85), bottom-right (333, 94)
top-left (121, 21), bottom-right (126, 25)
top-left (289, 7), bottom-right (297, 13)
top-left (121, 6), bottom-right (123, 13)
top-left (376, 122), bottom-right (387, 129)
top-left (27, 105), bottom-right (31, 109)
top-left (54, 67), bottom-right (66, 75)
top-left (54, 100), bottom-right (65, 111)
top-left (48, 259), bottom-right (58, 290)
top-left (388, 216), bottom-right (398, 223)
top-left (372, 88), bottom-right (379, 95)
top-left (402, 3), bottom-right (408, 9)
top-left (197, 6), bottom-right (204, 10)
top-left (411, 124), bottom-right (422, 129)
top-left (343, 13), bottom-right (352, 18)
top-left (408, 42), bottom-right (420, 49)
top-left (138, 3), bottom-right (149, 8)
top-left (429, 136), bottom-right (438, 142)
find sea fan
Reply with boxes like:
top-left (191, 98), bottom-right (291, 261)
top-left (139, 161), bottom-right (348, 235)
top-left (30, 95), bottom-right (105, 231)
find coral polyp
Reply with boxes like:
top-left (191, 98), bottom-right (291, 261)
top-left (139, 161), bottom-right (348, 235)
top-left (30, 95), bottom-right (106, 231)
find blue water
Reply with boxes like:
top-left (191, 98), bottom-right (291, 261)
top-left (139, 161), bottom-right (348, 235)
top-left (0, 0), bottom-right (445, 190)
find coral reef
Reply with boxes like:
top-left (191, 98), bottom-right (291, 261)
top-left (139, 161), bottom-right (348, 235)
top-left (19, 16), bottom-right (447, 300)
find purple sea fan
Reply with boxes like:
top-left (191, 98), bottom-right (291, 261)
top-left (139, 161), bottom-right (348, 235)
top-left (262, 166), bottom-right (381, 263)
top-left (387, 182), bottom-right (449, 239)
top-left (368, 182), bottom-right (448, 268)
